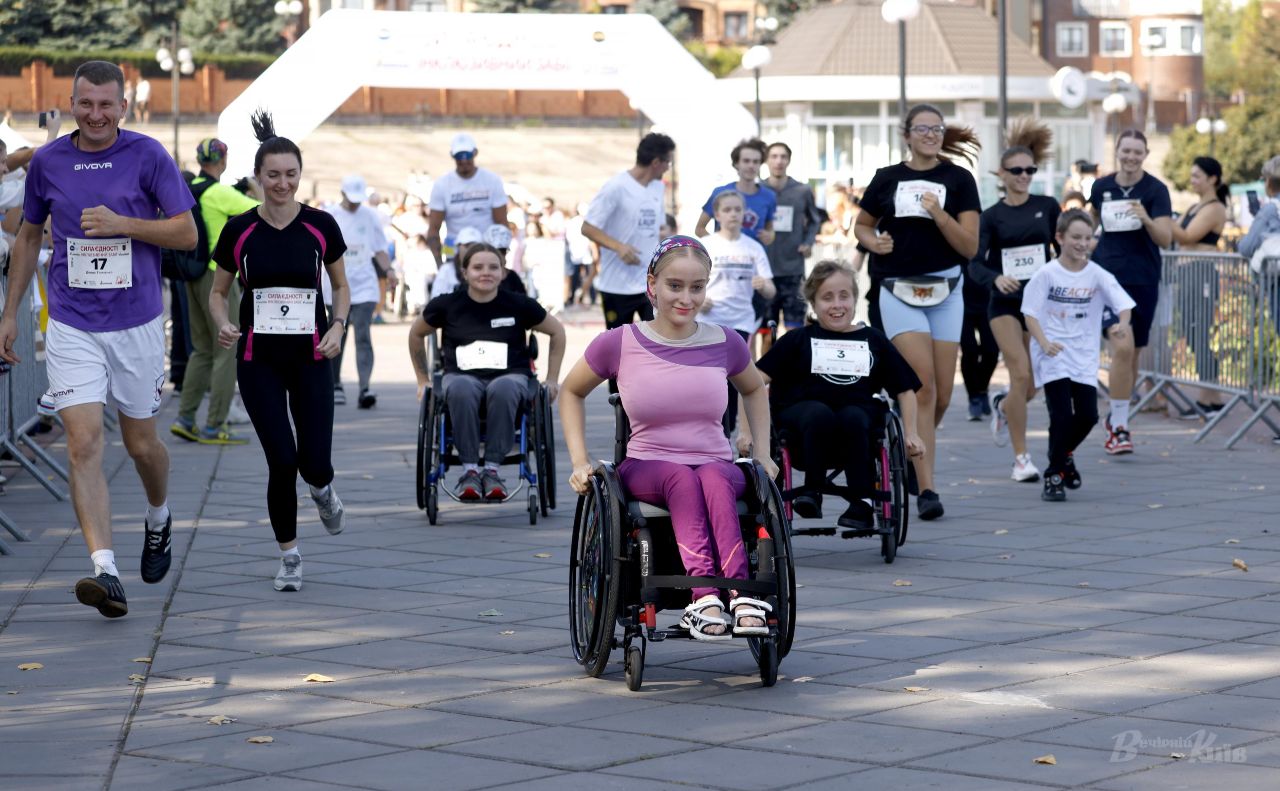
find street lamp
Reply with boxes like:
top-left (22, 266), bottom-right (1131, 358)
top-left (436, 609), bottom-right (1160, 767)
top-left (276, 0), bottom-right (305, 48)
top-left (881, 0), bottom-right (921, 119)
top-left (1139, 30), bottom-right (1164, 133)
top-left (1195, 116), bottom-right (1228, 157)
top-left (741, 44), bottom-right (772, 137)
top-left (156, 22), bottom-right (194, 163)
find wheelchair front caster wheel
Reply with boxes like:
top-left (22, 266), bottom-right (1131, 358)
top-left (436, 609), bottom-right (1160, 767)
top-left (625, 644), bottom-right (645, 691)
top-left (756, 638), bottom-right (778, 687)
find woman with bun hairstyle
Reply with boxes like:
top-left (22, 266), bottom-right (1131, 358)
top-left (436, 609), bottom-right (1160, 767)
top-left (968, 118), bottom-right (1060, 484)
top-left (853, 103), bottom-right (981, 521)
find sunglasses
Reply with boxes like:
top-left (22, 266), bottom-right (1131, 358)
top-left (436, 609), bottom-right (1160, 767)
top-left (1005, 166), bottom-right (1038, 176)
top-left (453, 151), bottom-right (475, 161)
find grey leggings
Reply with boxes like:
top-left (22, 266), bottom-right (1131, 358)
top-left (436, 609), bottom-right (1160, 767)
top-left (332, 301), bottom-right (376, 392)
top-left (442, 371), bottom-right (531, 465)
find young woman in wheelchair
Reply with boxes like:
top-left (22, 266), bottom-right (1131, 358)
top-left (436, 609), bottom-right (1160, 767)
top-left (560, 236), bottom-right (779, 641)
top-left (739, 261), bottom-right (925, 531)
top-left (409, 242), bottom-right (565, 501)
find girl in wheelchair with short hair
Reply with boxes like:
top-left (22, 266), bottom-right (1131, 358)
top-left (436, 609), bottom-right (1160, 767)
top-left (409, 242), bottom-right (565, 501)
top-left (738, 261), bottom-right (926, 531)
top-left (560, 236), bottom-right (779, 641)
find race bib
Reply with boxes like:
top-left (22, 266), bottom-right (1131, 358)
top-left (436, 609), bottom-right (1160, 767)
top-left (67, 238), bottom-right (132, 289)
top-left (1101, 200), bottom-right (1142, 232)
top-left (894, 181), bottom-right (947, 220)
top-left (1001, 243), bottom-right (1047, 280)
top-left (810, 338), bottom-right (871, 377)
top-left (773, 205), bottom-right (794, 234)
top-left (253, 288), bottom-right (316, 334)
top-left (456, 340), bottom-right (508, 371)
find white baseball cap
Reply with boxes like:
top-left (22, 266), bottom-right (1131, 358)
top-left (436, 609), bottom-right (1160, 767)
top-left (483, 223), bottom-right (513, 250)
top-left (455, 227), bottom-right (484, 245)
top-left (450, 133), bottom-right (478, 156)
top-left (340, 174), bottom-right (369, 204)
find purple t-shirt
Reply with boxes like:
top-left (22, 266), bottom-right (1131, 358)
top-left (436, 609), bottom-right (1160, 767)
top-left (23, 129), bottom-right (195, 332)
top-left (585, 322), bottom-right (751, 465)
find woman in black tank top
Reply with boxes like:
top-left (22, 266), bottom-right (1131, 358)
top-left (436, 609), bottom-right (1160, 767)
top-left (1170, 156), bottom-right (1228, 414)
top-left (1171, 156), bottom-right (1227, 251)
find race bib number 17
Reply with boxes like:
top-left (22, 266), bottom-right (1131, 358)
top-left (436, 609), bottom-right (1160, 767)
top-left (67, 237), bottom-right (132, 289)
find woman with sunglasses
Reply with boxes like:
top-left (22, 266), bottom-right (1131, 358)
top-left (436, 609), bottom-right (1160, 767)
top-left (854, 103), bottom-right (981, 521)
top-left (968, 119), bottom-right (1059, 485)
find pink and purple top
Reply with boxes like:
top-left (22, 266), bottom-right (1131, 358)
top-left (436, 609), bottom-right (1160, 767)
top-left (23, 129), bottom-right (196, 332)
top-left (585, 322), bottom-right (750, 465)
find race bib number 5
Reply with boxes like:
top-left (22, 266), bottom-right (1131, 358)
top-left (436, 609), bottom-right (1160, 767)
top-left (253, 288), bottom-right (316, 334)
top-left (810, 338), bottom-right (871, 377)
top-left (67, 237), bottom-right (132, 289)
top-left (894, 181), bottom-right (947, 220)
top-left (456, 340), bottom-right (508, 371)
top-left (1001, 243), bottom-right (1046, 280)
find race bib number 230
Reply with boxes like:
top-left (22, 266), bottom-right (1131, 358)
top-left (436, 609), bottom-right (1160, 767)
top-left (67, 237), bottom-right (132, 289)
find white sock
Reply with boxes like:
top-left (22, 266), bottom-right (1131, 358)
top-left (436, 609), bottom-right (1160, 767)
top-left (282, 546), bottom-right (301, 559)
top-left (1110, 400), bottom-right (1130, 430)
top-left (91, 549), bottom-right (118, 577)
top-left (484, 463), bottom-right (499, 473)
top-left (145, 502), bottom-right (170, 531)
top-left (309, 484), bottom-right (330, 499)
top-left (463, 463), bottom-right (480, 473)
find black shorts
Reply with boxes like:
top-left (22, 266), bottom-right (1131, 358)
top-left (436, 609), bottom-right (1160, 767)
top-left (988, 294), bottom-right (1027, 331)
top-left (1103, 283), bottom-right (1158, 348)
top-left (753, 275), bottom-right (807, 330)
top-left (600, 290), bottom-right (654, 330)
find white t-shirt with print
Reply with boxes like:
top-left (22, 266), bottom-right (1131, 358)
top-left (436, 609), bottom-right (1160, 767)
top-left (428, 168), bottom-right (506, 239)
top-left (701, 232), bottom-right (773, 334)
top-left (324, 203), bottom-right (389, 305)
top-left (584, 170), bottom-right (665, 295)
top-left (1021, 259), bottom-right (1136, 388)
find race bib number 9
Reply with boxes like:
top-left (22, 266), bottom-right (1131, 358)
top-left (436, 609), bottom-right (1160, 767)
top-left (253, 288), bottom-right (316, 334)
top-left (67, 237), bottom-right (132, 289)
top-left (1001, 243), bottom-right (1047, 280)
top-left (810, 338), bottom-right (871, 377)
top-left (894, 181), bottom-right (947, 220)
top-left (1101, 200), bottom-right (1142, 232)
top-left (456, 340), bottom-right (508, 371)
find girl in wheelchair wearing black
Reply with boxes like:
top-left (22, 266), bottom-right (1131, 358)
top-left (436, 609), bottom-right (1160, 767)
top-left (742, 261), bottom-right (925, 531)
top-left (560, 236), bottom-right (778, 641)
top-left (411, 243), bottom-right (565, 501)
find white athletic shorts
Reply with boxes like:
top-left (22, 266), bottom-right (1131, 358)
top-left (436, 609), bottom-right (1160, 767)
top-left (45, 315), bottom-right (165, 419)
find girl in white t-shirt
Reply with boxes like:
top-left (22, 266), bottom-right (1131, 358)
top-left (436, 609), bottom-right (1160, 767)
top-left (701, 190), bottom-right (775, 433)
top-left (1021, 209), bottom-right (1135, 502)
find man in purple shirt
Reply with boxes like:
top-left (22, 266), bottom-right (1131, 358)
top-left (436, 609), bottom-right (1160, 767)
top-left (0, 61), bottom-right (197, 619)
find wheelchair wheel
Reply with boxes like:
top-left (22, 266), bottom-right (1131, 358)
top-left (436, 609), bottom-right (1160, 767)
top-left (534, 386), bottom-right (556, 516)
top-left (569, 470), bottom-right (621, 677)
top-left (885, 409), bottom-right (910, 550)
top-left (756, 637), bottom-right (779, 687)
top-left (624, 642), bottom-right (645, 691)
top-left (528, 491), bottom-right (538, 525)
top-left (417, 391), bottom-right (441, 525)
top-left (748, 467), bottom-right (797, 667)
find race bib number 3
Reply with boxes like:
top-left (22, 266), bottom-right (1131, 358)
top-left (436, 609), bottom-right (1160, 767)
top-left (894, 181), bottom-right (947, 220)
top-left (67, 238), bottom-right (132, 289)
top-left (253, 288), bottom-right (317, 335)
top-left (456, 340), bottom-right (508, 371)
top-left (1101, 200), bottom-right (1142, 232)
top-left (1001, 243), bottom-right (1047, 280)
top-left (810, 338), bottom-right (872, 377)
top-left (773, 205), bottom-right (794, 234)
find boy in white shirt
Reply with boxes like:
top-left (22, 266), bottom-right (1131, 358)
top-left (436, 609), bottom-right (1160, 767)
top-left (1022, 209), bottom-right (1135, 502)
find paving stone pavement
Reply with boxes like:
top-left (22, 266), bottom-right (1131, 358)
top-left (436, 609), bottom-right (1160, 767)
top-left (2, 317), bottom-right (1279, 790)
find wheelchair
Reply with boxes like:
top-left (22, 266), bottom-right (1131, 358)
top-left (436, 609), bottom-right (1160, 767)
top-left (415, 332), bottom-right (556, 525)
top-left (774, 394), bottom-right (910, 563)
top-left (569, 394), bottom-right (796, 691)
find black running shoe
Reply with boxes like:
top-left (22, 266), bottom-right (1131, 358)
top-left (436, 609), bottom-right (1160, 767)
top-left (141, 513), bottom-right (172, 584)
top-left (792, 491), bottom-right (822, 520)
top-left (1063, 453), bottom-right (1082, 490)
top-left (837, 500), bottom-right (874, 531)
top-left (75, 573), bottom-right (128, 618)
top-left (1042, 473), bottom-right (1067, 502)
top-left (917, 489), bottom-right (944, 521)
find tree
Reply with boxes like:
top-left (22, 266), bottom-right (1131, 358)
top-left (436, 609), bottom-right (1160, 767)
top-left (468, 0), bottom-right (576, 12)
top-left (1229, 0), bottom-right (1280, 100)
top-left (1163, 98), bottom-right (1278, 189)
top-left (0, 0), bottom-right (134, 50)
top-left (180, 0), bottom-right (286, 56)
top-left (1201, 0), bottom-right (1236, 102)
top-left (121, 0), bottom-right (188, 51)
top-left (632, 0), bottom-right (690, 40)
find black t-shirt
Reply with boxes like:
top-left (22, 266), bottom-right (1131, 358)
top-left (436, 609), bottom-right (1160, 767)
top-left (756, 324), bottom-right (921, 413)
top-left (968, 195), bottom-right (1061, 311)
top-left (423, 288), bottom-right (547, 378)
top-left (860, 160), bottom-right (982, 280)
top-left (1089, 173), bottom-right (1172, 286)
top-left (213, 205), bottom-right (347, 363)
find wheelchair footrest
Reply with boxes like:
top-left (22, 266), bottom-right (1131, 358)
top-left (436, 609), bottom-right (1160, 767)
top-left (791, 527), bottom-right (837, 536)
top-left (841, 527), bottom-right (894, 539)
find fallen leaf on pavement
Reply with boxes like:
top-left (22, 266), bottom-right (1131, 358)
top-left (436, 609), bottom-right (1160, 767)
top-left (17, 663), bottom-right (42, 671)
top-left (132, 657), bottom-right (152, 663)
top-left (997, 554), bottom-right (1013, 560)
top-left (792, 676), bottom-right (814, 683)
top-left (1233, 558), bottom-right (1249, 572)
top-left (246, 736), bottom-right (274, 744)
top-left (128, 674), bottom-right (146, 683)
top-left (1078, 582), bottom-right (1091, 587)
top-left (1225, 539), bottom-right (1241, 545)
top-left (361, 474), bottom-right (374, 480)
top-left (533, 553), bottom-right (552, 558)
top-left (208, 715), bottom-right (236, 725)
top-left (903, 686), bottom-right (930, 693)
top-left (478, 609), bottom-right (502, 617)
top-left (892, 579), bottom-right (912, 587)
top-left (1148, 504), bottom-right (1163, 509)
top-left (1170, 752), bottom-right (1185, 759)
top-left (1033, 754), bottom-right (1057, 765)
top-left (499, 630), bottom-right (516, 636)
top-left (994, 529), bottom-right (1009, 535)
top-left (303, 673), bottom-right (335, 683)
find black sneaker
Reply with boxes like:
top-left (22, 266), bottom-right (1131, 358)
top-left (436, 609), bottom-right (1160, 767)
top-left (75, 573), bottom-right (128, 618)
top-left (979, 392), bottom-right (992, 417)
top-left (357, 389), bottom-right (377, 409)
top-left (140, 513), bottom-right (172, 584)
top-left (1042, 473), bottom-right (1067, 502)
top-left (792, 491), bottom-right (822, 519)
top-left (967, 396), bottom-right (983, 422)
top-left (1063, 454), bottom-right (1082, 490)
top-left (837, 500), bottom-right (874, 531)
top-left (917, 489), bottom-right (944, 520)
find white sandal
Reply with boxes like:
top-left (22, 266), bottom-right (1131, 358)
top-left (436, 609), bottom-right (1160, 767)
top-left (679, 594), bottom-right (731, 641)
top-left (729, 596), bottom-right (772, 636)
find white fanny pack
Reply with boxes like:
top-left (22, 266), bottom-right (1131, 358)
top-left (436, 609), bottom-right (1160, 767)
top-left (883, 275), bottom-right (960, 308)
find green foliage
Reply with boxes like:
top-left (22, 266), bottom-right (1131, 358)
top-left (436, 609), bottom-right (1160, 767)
top-left (631, 0), bottom-right (690, 40)
top-left (469, 0), bottom-right (576, 12)
top-left (1164, 98), bottom-right (1280, 189)
top-left (1229, 0), bottom-right (1280, 99)
top-left (682, 41), bottom-right (743, 79)
top-left (180, 0), bottom-right (286, 56)
top-left (0, 45), bottom-right (274, 80)
top-left (0, 0), bottom-right (134, 50)
top-left (1201, 0), bottom-right (1236, 101)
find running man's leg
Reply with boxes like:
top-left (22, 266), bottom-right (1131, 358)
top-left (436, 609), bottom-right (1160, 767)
top-left (176, 274), bottom-right (215, 426)
top-left (60, 403), bottom-right (113, 554)
top-left (118, 414), bottom-right (170, 512)
top-left (617, 458), bottom-right (719, 600)
top-left (328, 303), bottom-right (346, 389)
top-left (441, 373), bottom-right (486, 465)
top-left (205, 278), bottom-right (241, 428)
top-left (348, 302), bottom-right (377, 394)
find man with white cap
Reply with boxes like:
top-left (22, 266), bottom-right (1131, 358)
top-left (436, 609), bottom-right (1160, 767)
top-left (426, 133), bottom-right (507, 274)
top-left (325, 174), bottom-right (390, 408)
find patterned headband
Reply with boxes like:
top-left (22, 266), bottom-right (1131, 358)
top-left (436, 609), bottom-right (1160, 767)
top-left (649, 235), bottom-right (712, 274)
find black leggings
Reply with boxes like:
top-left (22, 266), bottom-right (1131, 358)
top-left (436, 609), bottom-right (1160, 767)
top-left (238, 357), bottom-right (336, 544)
top-left (1043, 378), bottom-right (1098, 476)
top-left (777, 400), bottom-right (876, 499)
top-left (960, 309), bottom-right (998, 399)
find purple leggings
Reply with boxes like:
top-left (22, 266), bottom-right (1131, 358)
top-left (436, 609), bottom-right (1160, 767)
top-left (617, 458), bottom-right (748, 600)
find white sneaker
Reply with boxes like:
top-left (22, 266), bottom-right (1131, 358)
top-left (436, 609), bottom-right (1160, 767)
top-left (273, 554), bottom-right (302, 591)
top-left (990, 391), bottom-right (1009, 448)
top-left (226, 401), bottom-right (251, 425)
top-left (1011, 453), bottom-right (1041, 483)
top-left (310, 485), bottom-right (345, 535)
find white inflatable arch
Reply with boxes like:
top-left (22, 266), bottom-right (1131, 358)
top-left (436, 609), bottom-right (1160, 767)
top-left (217, 9), bottom-right (755, 227)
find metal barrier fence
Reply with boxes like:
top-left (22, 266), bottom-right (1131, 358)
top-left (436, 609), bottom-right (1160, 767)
top-left (1127, 251), bottom-right (1280, 449)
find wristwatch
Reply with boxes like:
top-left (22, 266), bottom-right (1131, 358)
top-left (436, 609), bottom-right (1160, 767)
top-left (330, 317), bottom-right (347, 331)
